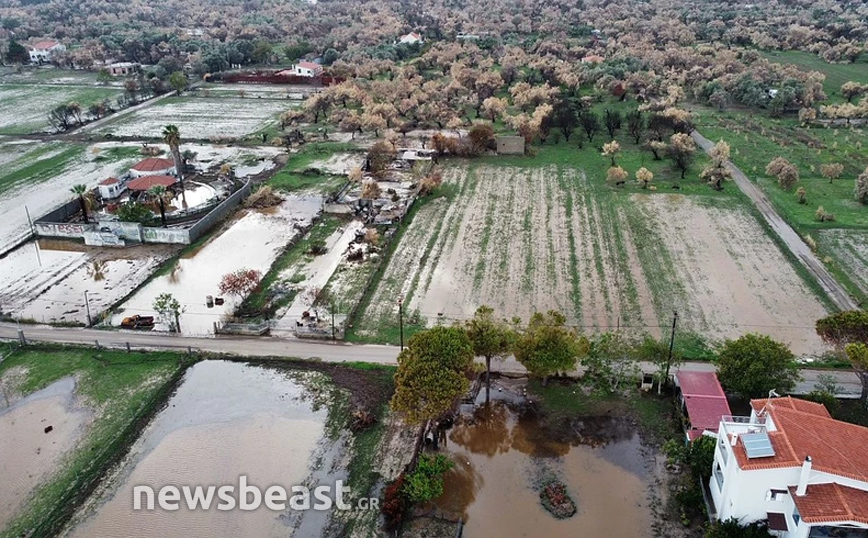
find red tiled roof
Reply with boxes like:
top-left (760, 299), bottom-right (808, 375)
top-left (734, 398), bottom-right (868, 481)
top-left (32, 40), bottom-right (59, 50)
top-left (789, 483), bottom-right (868, 525)
top-left (131, 157), bottom-right (175, 172)
top-left (582, 55), bottom-right (605, 63)
top-left (99, 177), bottom-right (119, 185)
top-left (751, 396), bottom-right (832, 418)
top-left (127, 175), bottom-right (176, 191)
top-left (296, 61), bottom-right (321, 70)
top-left (677, 372), bottom-right (731, 439)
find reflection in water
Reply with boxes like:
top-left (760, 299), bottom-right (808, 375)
top-left (439, 402), bottom-right (652, 538)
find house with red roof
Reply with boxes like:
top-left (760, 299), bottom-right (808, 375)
top-left (28, 40), bottom-right (66, 64)
top-left (711, 396), bottom-right (868, 537)
top-left (290, 61), bottom-right (323, 78)
top-left (97, 177), bottom-right (124, 199)
top-left (675, 371), bottom-right (732, 441)
top-left (127, 175), bottom-right (177, 192)
top-left (129, 157), bottom-right (176, 178)
top-left (398, 32), bottom-right (424, 45)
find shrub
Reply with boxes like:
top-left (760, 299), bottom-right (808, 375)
top-left (815, 206), bottom-right (836, 222)
top-left (381, 474), bottom-right (407, 531)
top-left (402, 454), bottom-right (453, 503)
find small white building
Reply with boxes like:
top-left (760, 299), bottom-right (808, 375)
top-left (98, 177), bottom-right (125, 199)
top-left (129, 157), bottom-right (176, 178)
top-left (290, 61), bottom-right (323, 78)
top-left (710, 396), bottom-right (868, 537)
top-left (398, 32), bottom-right (424, 45)
top-left (108, 62), bottom-right (140, 76)
top-left (29, 40), bottom-right (66, 64)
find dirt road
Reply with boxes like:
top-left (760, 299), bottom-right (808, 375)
top-left (0, 322), bottom-right (860, 397)
top-left (692, 131), bottom-right (857, 311)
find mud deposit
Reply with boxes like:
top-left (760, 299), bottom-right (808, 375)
top-left (65, 361), bottom-right (331, 538)
top-left (0, 378), bottom-right (92, 529)
top-left (434, 402), bottom-right (651, 538)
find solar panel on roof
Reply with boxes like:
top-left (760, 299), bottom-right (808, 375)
top-left (742, 432), bottom-right (776, 459)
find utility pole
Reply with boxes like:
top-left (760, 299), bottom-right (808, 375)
top-left (665, 310), bottom-right (678, 384)
top-left (398, 296), bottom-right (404, 351)
top-left (84, 290), bottom-right (92, 327)
top-left (331, 306), bottom-right (336, 341)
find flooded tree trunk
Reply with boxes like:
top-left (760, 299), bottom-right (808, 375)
top-left (432, 420), bottom-right (439, 450)
top-left (485, 356), bottom-right (491, 404)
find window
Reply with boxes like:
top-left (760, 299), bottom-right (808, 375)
top-left (718, 435), bottom-right (729, 465)
top-left (767, 489), bottom-right (787, 502)
top-left (713, 462), bottom-right (724, 491)
top-left (792, 505), bottom-right (801, 526)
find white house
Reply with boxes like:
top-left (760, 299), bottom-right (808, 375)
top-left (98, 177), bottom-right (125, 199)
top-left (129, 157), bottom-right (176, 178)
top-left (108, 62), bottom-right (140, 76)
top-left (710, 396), bottom-right (868, 537)
top-left (29, 40), bottom-right (65, 64)
top-left (398, 32), bottom-right (424, 45)
top-left (290, 61), bottom-right (323, 78)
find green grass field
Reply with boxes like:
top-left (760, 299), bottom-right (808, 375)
top-left (695, 108), bottom-right (868, 301)
top-left (0, 346), bottom-right (185, 538)
top-left (759, 50), bottom-right (868, 103)
top-left (0, 143), bottom-right (83, 196)
top-left (268, 142), bottom-right (357, 192)
top-left (0, 85), bottom-right (121, 135)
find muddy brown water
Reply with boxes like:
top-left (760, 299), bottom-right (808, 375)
top-left (65, 360), bottom-right (334, 538)
top-left (435, 400), bottom-right (652, 538)
top-left (0, 377), bottom-right (92, 529)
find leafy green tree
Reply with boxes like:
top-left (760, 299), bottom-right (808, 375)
top-left (168, 71), bottom-right (188, 95)
top-left (579, 110), bottom-right (601, 143)
top-left (402, 454), bottom-right (453, 503)
top-left (626, 110), bottom-right (644, 144)
top-left (392, 327), bottom-right (474, 447)
top-left (715, 334), bottom-right (800, 399)
top-left (688, 435), bottom-right (717, 480)
top-left (322, 48), bottom-right (340, 65)
top-left (5, 39), bottom-right (29, 64)
top-left (583, 332), bottom-right (638, 392)
top-left (162, 124), bottom-right (187, 207)
top-left (96, 68), bottom-right (112, 84)
top-left (152, 292), bottom-right (182, 332)
top-left (70, 184), bottom-right (90, 224)
top-left (465, 305), bottom-right (515, 403)
top-left (817, 310), bottom-right (868, 403)
top-left (147, 185), bottom-right (170, 227)
top-left (514, 310), bottom-right (583, 385)
top-left (115, 201), bottom-right (153, 223)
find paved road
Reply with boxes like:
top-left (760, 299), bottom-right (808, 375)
top-left (1, 322), bottom-right (861, 397)
top-left (692, 131), bottom-right (858, 312)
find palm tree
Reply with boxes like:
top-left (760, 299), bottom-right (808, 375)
top-left (70, 184), bottom-right (90, 224)
top-left (162, 124), bottom-right (188, 208)
top-left (148, 185), bottom-right (169, 227)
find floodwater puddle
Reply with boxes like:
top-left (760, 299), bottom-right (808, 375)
top-left (65, 360), bottom-right (336, 538)
top-left (112, 195), bottom-right (322, 335)
top-left (0, 377), bottom-right (92, 529)
top-left (435, 398), bottom-right (652, 538)
top-left (0, 240), bottom-right (176, 324)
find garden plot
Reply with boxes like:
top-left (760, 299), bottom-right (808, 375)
top-left (92, 97), bottom-right (288, 139)
top-left (356, 162), bottom-right (828, 355)
top-left (0, 84), bottom-right (121, 135)
top-left (818, 229), bottom-right (868, 298)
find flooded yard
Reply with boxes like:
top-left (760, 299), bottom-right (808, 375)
top-left (0, 377), bottom-right (92, 529)
top-left (112, 195), bottom-right (322, 335)
top-left (426, 386), bottom-right (654, 538)
top-left (64, 360), bottom-right (334, 538)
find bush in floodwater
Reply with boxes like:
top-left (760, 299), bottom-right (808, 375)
top-left (402, 454), bottom-right (453, 503)
top-left (540, 481), bottom-right (576, 519)
top-left (705, 518), bottom-right (774, 538)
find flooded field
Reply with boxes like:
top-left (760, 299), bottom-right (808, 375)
top-left (65, 360), bottom-right (332, 538)
top-left (0, 240), bottom-right (177, 325)
top-left (0, 377), bottom-right (92, 529)
top-left (112, 196), bottom-right (322, 335)
top-left (431, 393), bottom-right (653, 538)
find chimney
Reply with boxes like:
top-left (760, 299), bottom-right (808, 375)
top-left (796, 456), bottom-right (812, 496)
top-left (730, 433), bottom-right (738, 447)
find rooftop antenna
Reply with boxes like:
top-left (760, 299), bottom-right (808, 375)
top-left (768, 389), bottom-right (780, 399)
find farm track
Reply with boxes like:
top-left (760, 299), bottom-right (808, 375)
top-left (692, 130), bottom-right (858, 311)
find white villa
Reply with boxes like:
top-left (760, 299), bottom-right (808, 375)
top-left (29, 40), bottom-right (65, 64)
top-left (398, 32), bottom-right (424, 45)
top-left (711, 396), bottom-right (868, 538)
top-left (289, 61), bottom-right (323, 78)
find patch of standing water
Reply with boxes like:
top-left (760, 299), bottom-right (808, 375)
top-left (0, 377), bottom-right (92, 529)
top-left (65, 361), bottom-right (331, 538)
top-left (111, 195), bottom-right (322, 335)
top-left (435, 400), bottom-right (652, 538)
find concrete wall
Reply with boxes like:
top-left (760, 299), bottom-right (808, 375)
top-left (496, 136), bottom-right (525, 155)
top-left (142, 226), bottom-right (190, 244)
top-left (35, 221), bottom-right (94, 238)
top-left (186, 180), bottom-right (252, 243)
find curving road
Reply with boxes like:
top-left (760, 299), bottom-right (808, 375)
top-left (0, 322), bottom-right (860, 397)
top-left (692, 131), bottom-right (858, 312)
